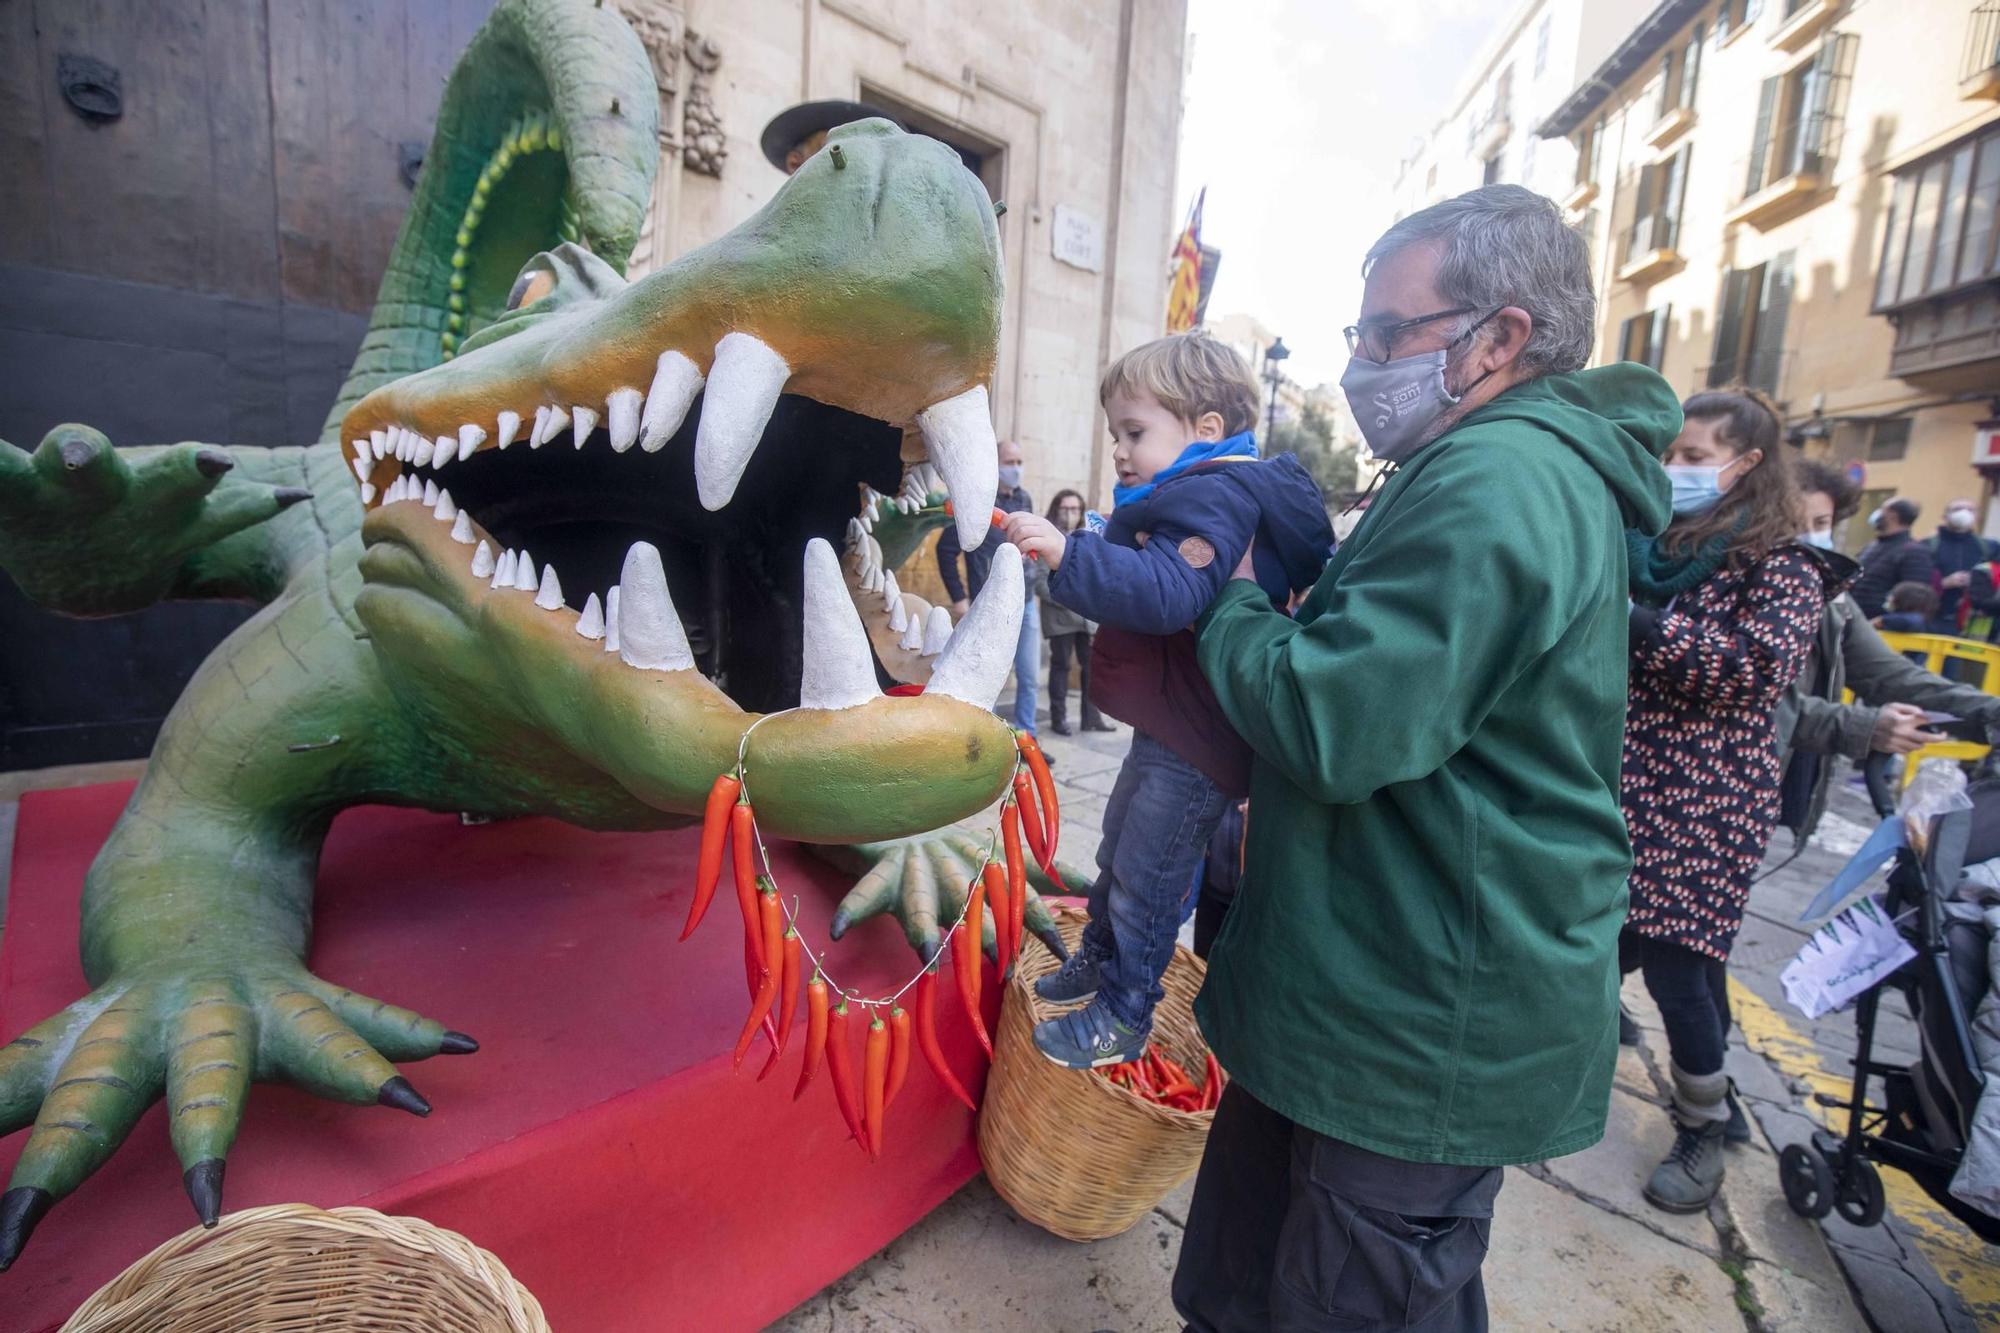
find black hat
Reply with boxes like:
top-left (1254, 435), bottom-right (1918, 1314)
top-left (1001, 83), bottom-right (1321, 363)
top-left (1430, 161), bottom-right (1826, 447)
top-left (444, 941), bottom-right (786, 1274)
top-left (760, 99), bottom-right (901, 171)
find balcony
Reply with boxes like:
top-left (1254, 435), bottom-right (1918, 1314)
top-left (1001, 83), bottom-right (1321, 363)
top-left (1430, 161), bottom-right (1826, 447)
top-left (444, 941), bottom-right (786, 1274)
top-left (1964, 4), bottom-right (2000, 99)
top-left (1643, 105), bottom-right (1696, 151)
top-left (1562, 177), bottom-right (1600, 213)
top-left (1729, 113), bottom-right (1841, 229)
top-left (1770, 0), bottom-right (1837, 53)
top-left (1617, 213), bottom-right (1683, 285)
top-left (1470, 103), bottom-right (1512, 160)
top-left (1889, 286), bottom-right (2000, 392)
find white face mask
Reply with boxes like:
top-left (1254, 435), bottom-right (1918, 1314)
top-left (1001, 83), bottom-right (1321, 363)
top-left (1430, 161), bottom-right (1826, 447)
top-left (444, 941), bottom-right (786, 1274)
top-left (1799, 530), bottom-right (1836, 550)
top-left (1948, 508), bottom-right (1977, 532)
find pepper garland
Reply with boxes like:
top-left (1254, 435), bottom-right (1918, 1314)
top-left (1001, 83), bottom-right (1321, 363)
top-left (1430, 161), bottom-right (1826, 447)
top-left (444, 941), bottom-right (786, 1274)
top-left (678, 721), bottom-right (1062, 1159)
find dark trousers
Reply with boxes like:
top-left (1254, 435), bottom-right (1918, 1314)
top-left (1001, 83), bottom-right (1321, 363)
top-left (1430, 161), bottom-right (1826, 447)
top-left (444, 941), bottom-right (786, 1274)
top-left (1619, 930), bottom-right (1729, 1075)
top-left (1174, 1084), bottom-right (1502, 1332)
top-left (1046, 630), bottom-right (1103, 728)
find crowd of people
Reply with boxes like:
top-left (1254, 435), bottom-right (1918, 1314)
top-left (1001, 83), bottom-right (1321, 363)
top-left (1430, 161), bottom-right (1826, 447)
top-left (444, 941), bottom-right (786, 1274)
top-left (937, 182), bottom-right (2000, 1331)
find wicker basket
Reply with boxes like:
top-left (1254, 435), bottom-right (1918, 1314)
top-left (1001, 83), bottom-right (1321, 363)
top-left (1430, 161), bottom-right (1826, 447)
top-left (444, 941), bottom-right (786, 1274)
top-left (977, 906), bottom-right (1220, 1240)
top-left (61, 1203), bottom-right (548, 1333)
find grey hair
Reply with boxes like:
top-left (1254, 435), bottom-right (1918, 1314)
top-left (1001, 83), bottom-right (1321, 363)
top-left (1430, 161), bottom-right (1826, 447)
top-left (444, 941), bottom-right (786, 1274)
top-left (1363, 184), bottom-right (1596, 379)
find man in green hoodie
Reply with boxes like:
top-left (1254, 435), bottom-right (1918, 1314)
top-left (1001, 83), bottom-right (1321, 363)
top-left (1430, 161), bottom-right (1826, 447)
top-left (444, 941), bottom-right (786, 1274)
top-left (1172, 185), bottom-right (1678, 1331)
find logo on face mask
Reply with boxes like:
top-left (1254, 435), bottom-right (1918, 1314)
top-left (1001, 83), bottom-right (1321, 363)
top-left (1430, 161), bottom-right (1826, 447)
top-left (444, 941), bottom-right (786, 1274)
top-left (1341, 310), bottom-right (1499, 466)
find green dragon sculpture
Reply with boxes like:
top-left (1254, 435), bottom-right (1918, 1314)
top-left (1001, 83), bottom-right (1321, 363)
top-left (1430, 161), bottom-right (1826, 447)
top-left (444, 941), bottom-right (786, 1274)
top-left (0, 0), bottom-right (1074, 1269)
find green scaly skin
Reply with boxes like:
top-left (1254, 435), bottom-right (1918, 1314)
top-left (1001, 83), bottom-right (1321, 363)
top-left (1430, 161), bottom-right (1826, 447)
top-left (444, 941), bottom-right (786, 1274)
top-left (0, 0), bottom-right (1074, 1268)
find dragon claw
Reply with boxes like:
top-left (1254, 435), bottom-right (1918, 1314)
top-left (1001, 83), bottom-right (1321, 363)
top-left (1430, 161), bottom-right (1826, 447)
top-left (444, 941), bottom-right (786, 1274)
top-left (193, 448), bottom-right (235, 478)
top-left (376, 1076), bottom-right (432, 1118)
top-left (183, 1159), bottom-right (226, 1228)
top-left (439, 1030), bottom-right (480, 1055)
top-left (0, 1186), bottom-right (52, 1271)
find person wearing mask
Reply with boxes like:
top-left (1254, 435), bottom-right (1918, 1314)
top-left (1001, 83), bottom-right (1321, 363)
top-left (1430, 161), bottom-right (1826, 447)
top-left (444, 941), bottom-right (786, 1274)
top-left (1926, 497), bottom-right (1999, 635)
top-left (1036, 489), bottom-right (1112, 735)
top-left (937, 438), bottom-right (1039, 734)
top-left (1622, 388), bottom-right (1847, 1214)
top-left (1174, 185), bottom-right (1678, 1331)
top-left (1850, 497), bottom-right (1933, 618)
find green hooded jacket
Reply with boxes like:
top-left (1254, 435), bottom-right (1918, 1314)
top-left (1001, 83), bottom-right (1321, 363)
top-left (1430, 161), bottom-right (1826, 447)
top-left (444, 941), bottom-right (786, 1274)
top-left (1194, 364), bottom-right (1678, 1165)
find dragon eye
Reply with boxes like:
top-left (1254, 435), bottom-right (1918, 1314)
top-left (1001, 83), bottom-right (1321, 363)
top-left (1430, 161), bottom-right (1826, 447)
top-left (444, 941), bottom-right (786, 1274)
top-left (506, 267), bottom-right (556, 311)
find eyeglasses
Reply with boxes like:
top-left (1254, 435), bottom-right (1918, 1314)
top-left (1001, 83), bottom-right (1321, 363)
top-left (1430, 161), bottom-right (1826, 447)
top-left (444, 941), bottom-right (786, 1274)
top-left (1342, 306), bottom-right (1479, 363)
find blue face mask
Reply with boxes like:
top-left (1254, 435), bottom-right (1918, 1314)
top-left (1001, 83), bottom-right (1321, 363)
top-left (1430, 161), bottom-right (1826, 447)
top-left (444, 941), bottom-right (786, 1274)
top-left (1799, 530), bottom-right (1836, 549)
top-left (1665, 464), bottom-right (1724, 516)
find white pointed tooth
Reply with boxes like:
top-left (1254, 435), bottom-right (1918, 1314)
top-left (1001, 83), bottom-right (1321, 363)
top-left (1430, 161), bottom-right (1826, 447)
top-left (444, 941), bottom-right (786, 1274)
top-left (918, 385), bottom-right (999, 550)
top-left (570, 405), bottom-right (598, 448)
top-left (496, 411), bottom-right (521, 449)
top-left (422, 478), bottom-right (440, 507)
top-left (920, 606), bottom-right (953, 656)
top-left (535, 563), bottom-right (565, 610)
top-left (360, 482), bottom-right (377, 504)
top-left (450, 511), bottom-right (475, 544)
top-left (618, 542), bottom-right (695, 671)
top-left (694, 333), bottom-right (789, 509)
top-left (351, 456), bottom-right (371, 483)
top-left (800, 538), bottom-right (882, 710)
top-left (399, 428), bottom-right (417, 462)
top-left (639, 350), bottom-right (704, 452)
top-left (899, 616), bottom-right (924, 651)
top-left (865, 567), bottom-right (884, 594)
top-left (370, 428), bottom-right (388, 460)
top-left (606, 387), bottom-right (642, 452)
top-left (471, 540), bottom-right (495, 579)
top-left (928, 543), bottom-right (1024, 703)
top-left (846, 517), bottom-right (865, 547)
top-left (385, 475), bottom-right (404, 502)
top-left (864, 534), bottom-right (883, 575)
top-left (543, 404), bottom-right (571, 446)
top-left (881, 571), bottom-right (901, 610)
top-left (434, 488), bottom-right (457, 521)
top-left (349, 438), bottom-right (367, 464)
top-left (529, 405), bottom-right (551, 448)
top-left (458, 423), bottom-right (486, 461)
top-left (859, 513), bottom-right (873, 535)
top-left (492, 549), bottom-right (516, 589)
top-left (888, 596), bottom-right (909, 634)
top-left (433, 435), bottom-right (453, 470)
top-left (575, 592), bottom-right (605, 640)
top-left (604, 586), bottom-right (622, 653)
top-left (513, 550), bottom-right (538, 592)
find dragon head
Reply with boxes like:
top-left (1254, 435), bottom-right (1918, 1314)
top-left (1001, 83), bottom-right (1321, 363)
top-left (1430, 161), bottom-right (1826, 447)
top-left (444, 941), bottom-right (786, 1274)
top-left (341, 118), bottom-right (1024, 842)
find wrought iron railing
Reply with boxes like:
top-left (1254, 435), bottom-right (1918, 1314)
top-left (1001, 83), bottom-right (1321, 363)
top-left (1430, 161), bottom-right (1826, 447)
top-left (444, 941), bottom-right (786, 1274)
top-left (1965, 3), bottom-right (2000, 85)
top-left (1734, 109), bottom-right (1844, 204)
top-left (1622, 212), bottom-right (1680, 263)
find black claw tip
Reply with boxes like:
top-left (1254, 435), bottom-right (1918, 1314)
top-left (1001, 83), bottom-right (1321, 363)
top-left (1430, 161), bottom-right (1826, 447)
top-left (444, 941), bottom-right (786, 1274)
top-left (828, 911), bottom-right (849, 940)
top-left (1035, 927), bottom-right (1071, 962)
top-left (272, 485), bottom-right (312, 508)
top-left (184, 1158), bottom-right (226, 1228)
top-left (439, 1030), bottom-right (479, 1055)
top-left (0, 1186), bottom-right (53, 1270)
top-left (194, 448), bottom-right (235, 478)
top-left (377, 1076), bottom-right (431, 1117)
top-left (58, 438), bottom-right (98, 471)
top-left (919, 938), bottom-right (941, 966)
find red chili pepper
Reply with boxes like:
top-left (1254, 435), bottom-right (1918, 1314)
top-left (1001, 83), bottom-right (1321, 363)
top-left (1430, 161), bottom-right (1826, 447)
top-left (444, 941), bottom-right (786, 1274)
top-left (1202, 1050), bottom-right (1223, 1110)
top-left (885, 1005), bottom-right (912, 1111)
top-left (863, 1012), bottom-right (889, 1160)
top-left (982, 859), bottom-right (1013, 988)
top-left (958, 874), bottom-right (993, 1059)
top-left (731, 800), bottom-right (766, 972)
top-left (825, 999), bottom-right (866, 1149)
top-left (757, 925), bottom-right (803, 1081)
top-left (1002, 804), bottom-right (1027, 973)
top-left (915, 969), bottom-right (976, 1111)
top-left (1013, 770), bottom-right (1050, 880)
top-left (682, 772), bottom-right (740, 940)
top-left (732, 889), bottom-right (784, 1068)
top-left (1016, 733), bottom-right (1061, 867)
top-left (793, 973), bottom-right (830, 1101)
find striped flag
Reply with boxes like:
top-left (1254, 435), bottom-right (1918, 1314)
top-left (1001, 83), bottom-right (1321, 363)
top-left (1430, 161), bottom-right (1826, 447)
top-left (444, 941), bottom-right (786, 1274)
top-left (1165, 188), bottom-right (1205, 333)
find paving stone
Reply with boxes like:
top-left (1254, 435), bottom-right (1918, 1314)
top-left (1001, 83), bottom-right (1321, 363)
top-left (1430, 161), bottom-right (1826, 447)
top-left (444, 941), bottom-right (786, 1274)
top-left (1743, 1256), bottom-right (1871, 1333)
top-left (1535, 1086), bottom-right (1719, 1254)
top-left (1486, 1169), bottom-right (1744, 1333)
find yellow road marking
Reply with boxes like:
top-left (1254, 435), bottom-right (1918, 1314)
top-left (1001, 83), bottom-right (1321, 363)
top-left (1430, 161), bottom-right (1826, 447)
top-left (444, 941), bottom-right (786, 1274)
top-left (1730, 978), bottom-right (2000, 1322)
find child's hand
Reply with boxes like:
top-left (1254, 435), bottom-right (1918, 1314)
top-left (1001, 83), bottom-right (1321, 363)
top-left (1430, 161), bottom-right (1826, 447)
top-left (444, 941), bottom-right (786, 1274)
top-left (1004, 511), bottom-right (1067, 570)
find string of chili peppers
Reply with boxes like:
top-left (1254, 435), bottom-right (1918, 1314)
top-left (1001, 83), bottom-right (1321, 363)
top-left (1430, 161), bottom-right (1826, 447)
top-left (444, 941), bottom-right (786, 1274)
top-left (675, 715), bottom-right (1063, 1160)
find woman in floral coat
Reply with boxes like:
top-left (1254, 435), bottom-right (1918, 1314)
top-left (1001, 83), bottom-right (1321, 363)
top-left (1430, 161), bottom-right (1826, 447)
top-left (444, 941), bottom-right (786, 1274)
top-left (1621, 387), bottom-right (1848, 1213)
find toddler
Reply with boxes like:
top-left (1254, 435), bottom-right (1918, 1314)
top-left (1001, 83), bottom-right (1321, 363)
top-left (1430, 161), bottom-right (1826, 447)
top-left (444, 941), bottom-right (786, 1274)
top-left (1003, 333), bottom-right (1332, 1067)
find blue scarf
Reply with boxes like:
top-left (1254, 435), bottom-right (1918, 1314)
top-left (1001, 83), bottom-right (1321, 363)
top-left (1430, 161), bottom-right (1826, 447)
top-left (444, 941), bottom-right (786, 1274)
top-left (1111, 431), bottom-right (1259, 509)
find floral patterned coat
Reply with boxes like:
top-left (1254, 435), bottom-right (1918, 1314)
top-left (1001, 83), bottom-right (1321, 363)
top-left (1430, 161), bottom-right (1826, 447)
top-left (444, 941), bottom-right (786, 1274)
top-left (1622, 544), bottom-right (1836, 959)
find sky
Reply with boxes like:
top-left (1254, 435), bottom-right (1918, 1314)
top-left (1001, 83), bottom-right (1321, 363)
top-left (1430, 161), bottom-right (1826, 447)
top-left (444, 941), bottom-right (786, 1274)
top-left (1175, 0), bottom-right (1506, 388)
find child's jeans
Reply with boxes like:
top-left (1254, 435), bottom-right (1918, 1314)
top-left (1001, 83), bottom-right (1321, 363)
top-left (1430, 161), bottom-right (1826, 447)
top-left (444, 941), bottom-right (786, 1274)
top-left (1080, 731), bottom-right (1231, 1030)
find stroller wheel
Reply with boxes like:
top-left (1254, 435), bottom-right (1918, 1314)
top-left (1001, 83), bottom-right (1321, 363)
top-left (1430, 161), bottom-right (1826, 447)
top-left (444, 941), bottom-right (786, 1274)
top-left (1834, 1157), bottom-right (1886, 1228)
top-left (1779, 1143), bottom-right (1835, 1219)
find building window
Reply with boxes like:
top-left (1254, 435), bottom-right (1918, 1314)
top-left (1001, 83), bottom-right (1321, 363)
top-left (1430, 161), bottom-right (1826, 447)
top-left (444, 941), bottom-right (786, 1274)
top-left (1655, 50), bottom-right (1679, 122)
top-left (1574, 118), bottom-right (1606, 188)
top-left (1534, 14), bottom-right (1552, 76)
top-left (1741, 34), bottom-right (1855, 201)
top-left (1619, 306), bottom-right (1672, 370)
top-left (1681, 25), bottom-right (1705, 108)
top-left (1866, 418), bottom-right (1912, 461)
top-left (1708, 251), bottom-right (1796, 393)
top-left (1483, 154), bottom-right (1502, 186)
top-left (1716, 0), bottom-right (1765, 43)
top-left (1523, 133), bottom-right (1539, 186)
top-left (1874, 122), bottom-right (2000, 310)
top-left (1626, 145), bottom-right (1693, 259)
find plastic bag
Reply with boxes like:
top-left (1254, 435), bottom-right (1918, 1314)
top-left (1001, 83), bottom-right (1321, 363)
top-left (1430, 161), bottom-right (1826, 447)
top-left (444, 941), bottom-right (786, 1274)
top-left (1781, 894), bottom-right (1916, 1020)
top-left (1901, 760), bottom-right (1973, 857)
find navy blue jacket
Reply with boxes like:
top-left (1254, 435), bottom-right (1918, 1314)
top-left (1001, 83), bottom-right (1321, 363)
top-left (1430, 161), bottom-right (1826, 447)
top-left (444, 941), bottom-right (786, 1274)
top-left (1050, 453), bottom-right (1333, 792)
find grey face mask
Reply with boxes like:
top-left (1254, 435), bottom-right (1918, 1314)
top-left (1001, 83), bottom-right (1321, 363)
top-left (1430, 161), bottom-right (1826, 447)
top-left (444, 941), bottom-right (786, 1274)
top-left (1340, 311), bottom-right (1497, 466)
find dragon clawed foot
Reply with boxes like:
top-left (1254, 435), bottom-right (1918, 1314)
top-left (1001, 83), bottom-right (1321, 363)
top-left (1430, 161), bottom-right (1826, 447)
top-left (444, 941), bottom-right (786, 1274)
top-left (822, 831), bottom-right (1086, 966)
top-left (0, 968), bottom-right (474, 1269)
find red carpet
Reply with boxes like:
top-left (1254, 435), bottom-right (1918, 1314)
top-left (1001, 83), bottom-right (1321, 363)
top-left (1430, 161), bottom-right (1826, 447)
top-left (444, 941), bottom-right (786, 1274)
top-left (0, 783), bottom-right (994, 1331)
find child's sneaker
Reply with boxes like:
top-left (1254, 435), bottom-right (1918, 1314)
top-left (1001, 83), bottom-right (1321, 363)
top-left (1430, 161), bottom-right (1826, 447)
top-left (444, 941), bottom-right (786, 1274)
top-left (1032, 997), bottom-right (1148, 1069)
top-left (1035, 951), bottom-right (1101, 1004)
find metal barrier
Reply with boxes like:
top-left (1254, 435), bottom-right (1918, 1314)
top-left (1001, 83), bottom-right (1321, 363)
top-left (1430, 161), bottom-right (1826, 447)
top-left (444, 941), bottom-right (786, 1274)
top-left (1873, 632), bottom-right (2000, 785)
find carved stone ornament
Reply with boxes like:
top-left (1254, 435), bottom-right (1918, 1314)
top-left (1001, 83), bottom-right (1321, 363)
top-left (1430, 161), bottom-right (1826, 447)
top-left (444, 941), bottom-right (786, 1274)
top-left (682, 30), bottom-right (725, 178)
top-left (615, 2), bottom-right (683, 98)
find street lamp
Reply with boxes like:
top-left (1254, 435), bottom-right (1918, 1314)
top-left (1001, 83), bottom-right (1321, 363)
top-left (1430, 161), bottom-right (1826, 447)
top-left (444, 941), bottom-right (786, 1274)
top-left (1262, 336), bottom-right (1291, 439)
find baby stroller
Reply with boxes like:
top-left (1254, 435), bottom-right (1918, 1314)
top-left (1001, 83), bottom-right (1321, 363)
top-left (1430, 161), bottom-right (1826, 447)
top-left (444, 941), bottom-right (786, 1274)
top-left (1778, 773), bottom-right (2000, 1241)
